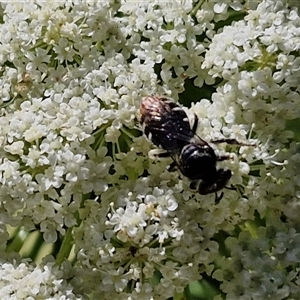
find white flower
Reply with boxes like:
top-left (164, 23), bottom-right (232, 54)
top-left (4, 141), bottom-right (24, 155)
top-left (0, 259), bottom-right (81, 299)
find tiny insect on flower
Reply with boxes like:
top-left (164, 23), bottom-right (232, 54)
top-left (140, 96), bottom-right (252, 201)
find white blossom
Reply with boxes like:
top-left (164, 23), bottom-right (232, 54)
top-left (0, 259), bottom-right (81, 299)
top-left (0, 0), bottom-right (299, 299)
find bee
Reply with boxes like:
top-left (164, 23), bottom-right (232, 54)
top-left (140, 96), bottom-right (250, 200)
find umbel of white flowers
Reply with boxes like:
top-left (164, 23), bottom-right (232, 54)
top-left (0, 1), bottom-right (299, 299)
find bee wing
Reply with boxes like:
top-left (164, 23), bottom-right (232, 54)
top-left (141, 96), bottom-right (207, 150)
top-left (163, 121), bottom-right (207, 146)
top-left (145, 114), bottom-right (207, 151)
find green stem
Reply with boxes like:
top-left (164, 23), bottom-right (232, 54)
top-left (120, 126), bottom-right (138, 140)
top-left (27, 231), bottom-right (45, 260)
top-left (56, 193), bottom-right (90, 265)
top-left (6, 227), bottom-right (29, 253)
top-left (191, 0), bottom-right (204, 16)
top-left (55, 226), bottom-right (73, 265)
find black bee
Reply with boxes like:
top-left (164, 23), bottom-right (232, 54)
top-left (140, 96), bottom-right (249, 200)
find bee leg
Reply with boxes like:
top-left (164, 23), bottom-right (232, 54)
top-left (191, 113), bottom-right (199, 134)
top-left (215, 191), bottom-right (224, 203)
top-left (181, 108), bottom-right (198, 135)
top-left (211, 138), bottom-right (240, 144)
top-left (211, 138), bottom-right (255, 147)
top-left (216, 154), bottom-right (232, 162)
top-left (224, 184), bottom-right (236, 191)
top-left (167, 161), bottom-right (178, 172)
top-left (189, 180), bottom-right (199, 191)
top-left (148, 149), bottom-right (170, 159)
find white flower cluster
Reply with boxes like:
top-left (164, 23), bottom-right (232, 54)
top-left (0, 258), bottom-right (80, 299)
top-left (72, 172), bottom-right (220, 299)
top-left (209, 141), bottom-right (300, 299)
top-left (0, 0), bottom-right (299, 299)
top-left (198, 0), bottom-right (300, 298)
top-left (203, 0), bottom-right (300, 138)
top-left (214, 223), bottom-right (300, 299)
